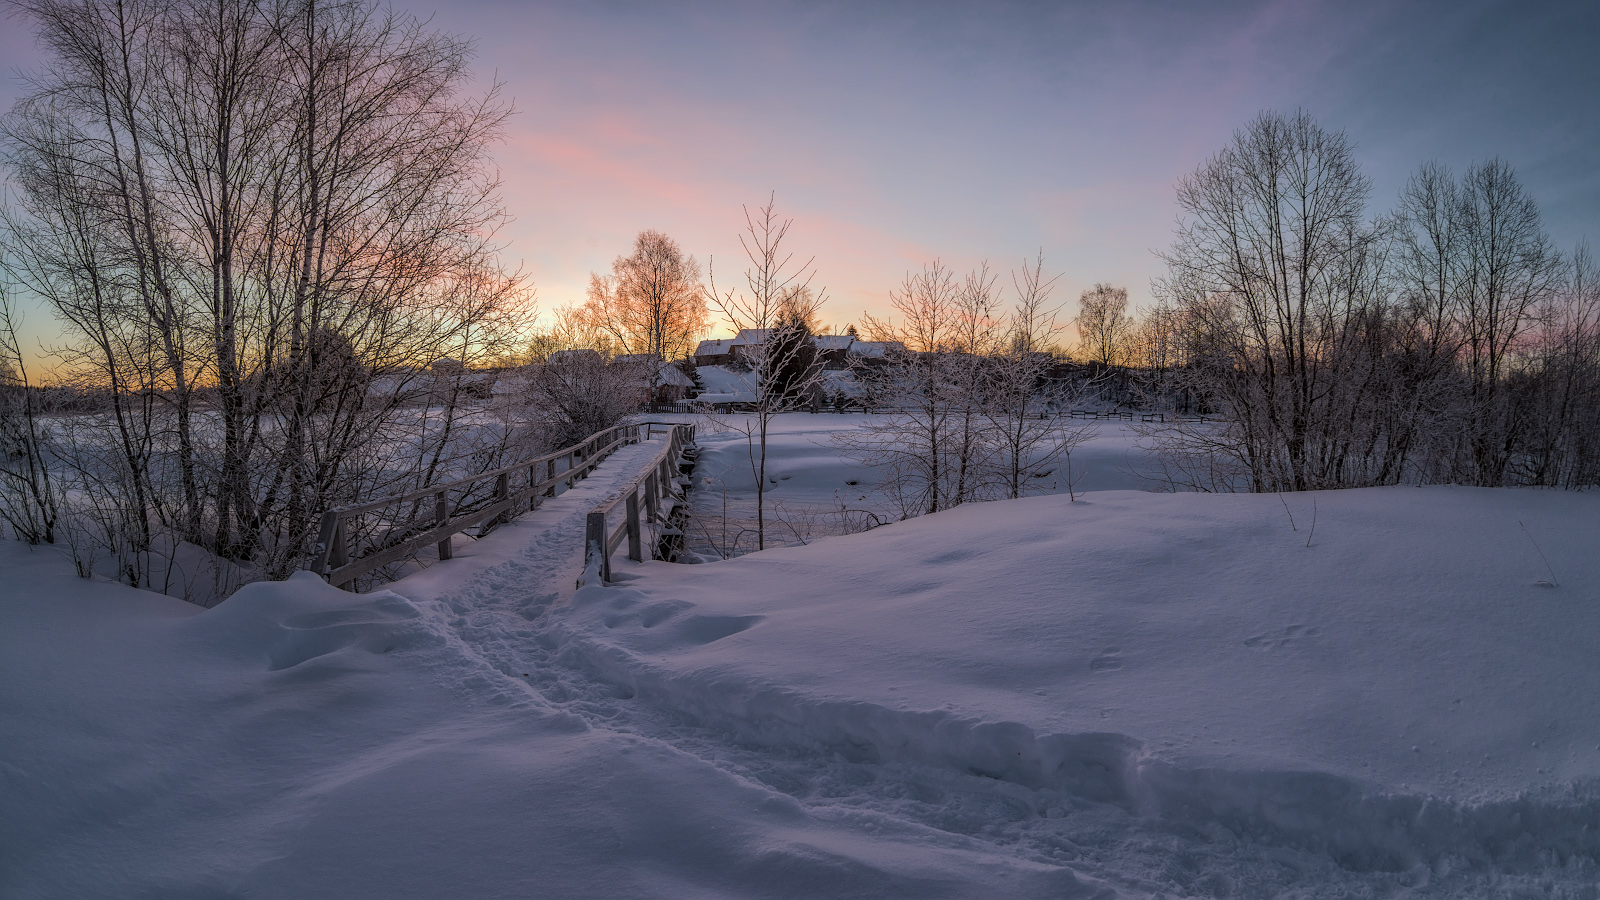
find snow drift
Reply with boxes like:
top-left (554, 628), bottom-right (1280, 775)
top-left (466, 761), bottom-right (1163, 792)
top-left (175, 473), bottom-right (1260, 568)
top-left (557, 485), bottom-right (1600, 880)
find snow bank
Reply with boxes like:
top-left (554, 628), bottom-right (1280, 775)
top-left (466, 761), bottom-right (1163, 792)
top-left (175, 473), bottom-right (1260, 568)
top-left (0, 441), bottom-right (1105, 899)
top-left (10, 413), bottom-right (1599, 897)
top-left (556, 485), bottom-right (1600, 878)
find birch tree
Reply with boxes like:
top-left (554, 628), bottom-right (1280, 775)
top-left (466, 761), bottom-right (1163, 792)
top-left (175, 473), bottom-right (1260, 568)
top-left (2, 0), bottom-right (527, 583)
top-left (583, 229), bottom-right (708, 374)
top-left (705, 196), bottom-right (825, 551)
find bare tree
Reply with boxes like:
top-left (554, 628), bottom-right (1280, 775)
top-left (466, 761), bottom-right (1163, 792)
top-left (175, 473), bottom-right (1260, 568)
top-left (583, 229), bottom-right (708, 371)
top-left (1145, 111), bottom-right (1595, 494)
top-left (849, 255), bottom-right (1093, 513)
top-left (1076, 283), bottom-right (1132, 367)
top-left (1507, 243), bottom-right (1600, 488)
top-left (523, 303), bottom-right (617, 363)
top-left (1, 0), bottom-right (527, 586)
top-left (849, 260), bottom-right (961, 517)
top-left (986, 254), bottom-right (1090, 500)
top-left (520, 351), bottom-right (640, 449)
top-left (1453, 158), bottom-right (1565, 484)
top-left (705, 195), bottom-right (826, 551)
top-left (1126, 300), bottom-right (1191, 412)
top-left (1154, 109), bottom-right (1384, 492)
top-left (1389, 157), bottom-right (1566, 485)
top-left (0, 288), bottom-right (59, 543)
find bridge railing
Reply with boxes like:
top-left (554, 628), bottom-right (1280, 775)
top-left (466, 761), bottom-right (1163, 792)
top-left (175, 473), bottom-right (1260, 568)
top-left (310, 422), bottom-right (657, 590)
top-left (585, 422), bottom-right (696, 582)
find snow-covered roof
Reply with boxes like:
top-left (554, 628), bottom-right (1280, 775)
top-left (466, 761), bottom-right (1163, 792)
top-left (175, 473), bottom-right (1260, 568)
top-left (694, 365), bottom-right (758, 401)
top-left (611, 353), bottom-right (660, 366)
top-left (814, 335), bottom-right (855, 351)
top-left (547, 348), bottom-right (601, 365)
top-left (848, 340), bottom-right (904, 358)
top-left (655, 366), bottom-right (695, 388)
top-left (694, 338), bottom-right (736, 357)
top-left (609, 354), bottom-right (695, 388)
top-left (819, 368), bottom-right (865, 396)
top-left (696, 330), bottom-right (775, 356)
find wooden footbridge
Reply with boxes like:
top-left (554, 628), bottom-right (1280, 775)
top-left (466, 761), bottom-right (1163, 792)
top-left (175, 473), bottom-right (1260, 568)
top-left (308, 422), bottom-right (696, 590)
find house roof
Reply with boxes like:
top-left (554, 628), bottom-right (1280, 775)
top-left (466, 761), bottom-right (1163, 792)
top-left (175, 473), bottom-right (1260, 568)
top-left (814, 335), bottom-right (855, 351)
top-left (694, 365), bottom-right (758, 401)
top-left (547, 348), bottom-right (602, 365)
top-left (610, 353), bottom-right (696, 388)
top-left (848, 340), bottom-right (905, 358)
top-left (694, 339), bottom-right (736, 357)
top-left (656, 366), bottom-right (695, 388)
top-left (611, 353), bottom-right (661, 365)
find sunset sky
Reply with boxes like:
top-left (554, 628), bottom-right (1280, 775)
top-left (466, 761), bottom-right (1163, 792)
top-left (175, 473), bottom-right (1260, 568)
top-left (2, 0), bottom-right (1596, 356)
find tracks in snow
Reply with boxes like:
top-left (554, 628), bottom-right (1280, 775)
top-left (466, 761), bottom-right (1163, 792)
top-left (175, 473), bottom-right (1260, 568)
top-left (390, 442), bottom-right (1595, 899)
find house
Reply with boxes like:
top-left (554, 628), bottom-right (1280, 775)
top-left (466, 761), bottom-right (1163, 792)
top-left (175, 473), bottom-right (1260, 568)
top-left (692, 365), bottom-right (759, 409)
top-left (611, 353), bottom-right (695, 402)
top-left (694, 329), bottom-right (776, 367)
top-left (693, 338), bottom-right (737, 367)
top-left (814, 334), bottom-right (855, 368)
top-left (546, 348), bottom-right (602, 367)
top-left (731, 328), bottom-right (772, 364)
top-left (846, 340), bottom-right (906, 366)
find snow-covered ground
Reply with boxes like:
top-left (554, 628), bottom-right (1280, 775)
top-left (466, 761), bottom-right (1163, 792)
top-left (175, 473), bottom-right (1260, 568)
top-left (4, 418), bottom-right (1597, 898)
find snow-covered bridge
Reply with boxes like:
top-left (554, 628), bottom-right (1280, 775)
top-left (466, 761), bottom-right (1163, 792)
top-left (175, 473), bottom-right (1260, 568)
top-left (308, 422), bottom-right (696, 593)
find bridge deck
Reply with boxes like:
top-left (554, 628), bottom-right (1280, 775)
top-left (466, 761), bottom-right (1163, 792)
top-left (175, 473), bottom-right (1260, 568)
top-left (386, 437), bottom-right (679, 610)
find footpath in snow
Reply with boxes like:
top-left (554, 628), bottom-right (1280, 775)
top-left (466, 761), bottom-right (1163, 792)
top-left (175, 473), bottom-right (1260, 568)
top-left (6, 417), bottom-right (1600, 898)
top-left (2, 434), bottom-right (1099, 899)
top-left (556, 479), bottom-right (1600, 895)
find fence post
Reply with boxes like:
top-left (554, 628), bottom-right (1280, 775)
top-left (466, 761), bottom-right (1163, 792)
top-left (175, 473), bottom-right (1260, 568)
top-left (312, 510), bottom-right (340, 579)
top-left (547, 457), bottom-right (558, 496)
top-left (625, 490), bottom-right (643, 561)
top-left (529, 464), bottom-right (539, 510)
top-left (330, 517), bottom-right (351, 590)
top-left (436, 491), bottom-right (452, 561)
top-left (585, 510), bottom-right (610, 582)
top-left (644, 472), bottom-right (659, 525)
top-left (493, 471), bottom-right (509, 527)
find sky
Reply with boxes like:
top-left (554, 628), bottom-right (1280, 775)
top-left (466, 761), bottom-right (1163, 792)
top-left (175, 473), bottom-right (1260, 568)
top-left (1, 0), bottom-right (1597, 357)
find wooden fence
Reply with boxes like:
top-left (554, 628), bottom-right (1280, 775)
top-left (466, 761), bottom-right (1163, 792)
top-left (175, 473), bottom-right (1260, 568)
top-left (309, 422), bottom-right (687, 590)
top-left (584, 422), bottom-right (697, 582)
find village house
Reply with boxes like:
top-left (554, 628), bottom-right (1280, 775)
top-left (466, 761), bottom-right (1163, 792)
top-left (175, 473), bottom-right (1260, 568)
top-left (612, 353), bottom-right (696, 402)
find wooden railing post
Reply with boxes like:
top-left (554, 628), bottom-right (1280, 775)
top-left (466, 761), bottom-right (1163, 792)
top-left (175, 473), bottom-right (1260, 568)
top-left (436, 491), bottom-right (452, 561)
top-left (312, 510), bottom-right (340, 579)
top-left (301, 422), bottom-right (692, 589)
top-left (330, 517), bottom-right (351, 590)
top-left (625, 490), bottom-right (643, 561)
top-left (493, 471), bottom-right (509, 527)
top-left (586, 510), bottom-right (610, 581)
top-left (644, 471), bottom-right (659, 525)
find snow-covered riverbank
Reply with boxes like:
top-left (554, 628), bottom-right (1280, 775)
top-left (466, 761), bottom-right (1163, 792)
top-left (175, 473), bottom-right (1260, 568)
top-left (4, 418), bottom-right (1596, 898)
